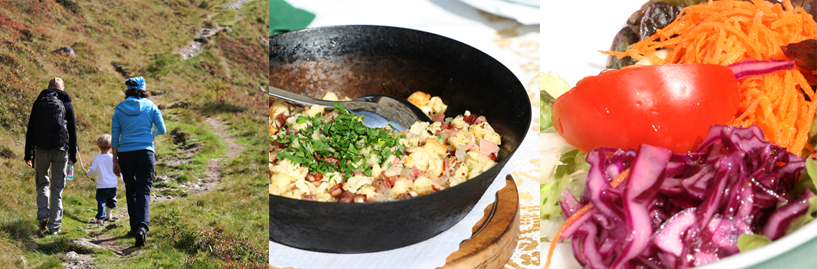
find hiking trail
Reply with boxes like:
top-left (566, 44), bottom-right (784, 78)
top-left (62, 114), bottom-right (244, 268)
top-left (60, 2), bottom-right (251, 265)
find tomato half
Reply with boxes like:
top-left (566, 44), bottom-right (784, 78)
top-left (551, 64), bottom-right (739, 153)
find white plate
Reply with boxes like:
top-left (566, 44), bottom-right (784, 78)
top-left (540, 0), bottom-right (817, 268)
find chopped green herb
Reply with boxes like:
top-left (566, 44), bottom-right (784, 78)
top-left (272, 103), bottom-right (407, 179)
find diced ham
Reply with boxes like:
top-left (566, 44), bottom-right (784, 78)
top-left (306, 172), bottom-right (324, 182)
top-left (431, 112), bottom-right (445, 122)
top-left (373, 177), bottom-right (392, 192)
top-left (474, 116), bottom-right (486, 125)
top-left (466, 142), bottom-right (479, 151)
top-left (443, 157), bottom-right (450, 176)
top-left (408, 166), bottom-right (422, 181)
top-left (431, 181), bottom-right (444, 191)
top-left (330, 183), bottom-right (344, 198)
top-left (479, 139), bottom-right (499, 157)
top-left (323, 156), bottom-right (340, 166)
top-left (463, 114), bottom-right (478, 125)
top-left (275, 113), bottom-right (287, 127)
top-left (380, 172), bottom-right (398, 186)
top-left (338, 191), bottom-right (355, 203)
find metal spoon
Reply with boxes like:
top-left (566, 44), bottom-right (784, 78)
top-left (269, 86), bottom-right (431, 132)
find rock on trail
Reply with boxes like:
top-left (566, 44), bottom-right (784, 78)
top-left (223, 0), bottom-right (253, 10)
top-left (175, 18), bottom-right (232, 60)
top-left (175, 0), bottom-right (255, 60)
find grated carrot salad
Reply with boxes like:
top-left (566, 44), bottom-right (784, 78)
top-left (606, 0), bottom-right (817, 154)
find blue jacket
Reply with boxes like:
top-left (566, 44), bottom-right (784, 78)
top-left (112, 97), bottom-right (166, 152)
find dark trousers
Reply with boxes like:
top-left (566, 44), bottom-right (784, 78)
top-left (95, 188), bottom-right (117, 219)
top-left (118, 150), bottom-right (154, 232)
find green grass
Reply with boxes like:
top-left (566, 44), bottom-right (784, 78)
top-left (215, 10), bottom-right (240, 25)
top-left (0, 0), bottom-right (267, 267)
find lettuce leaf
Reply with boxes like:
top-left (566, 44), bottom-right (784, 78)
top-left (785, 155), bottom-right (817, 235)
top-left (737, 234), bottom-right (772, 252)
top-left (541, 148), bottom-right (590, 241)
top-left (540, 72), bottom-right (570, 133)
top-left (541, 90), bottom-right (553, 132)
top-left (786, 195), bottom-right (817, 235)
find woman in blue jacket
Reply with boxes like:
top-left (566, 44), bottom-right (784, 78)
top-left (111, 77), bottom-right (166, 247)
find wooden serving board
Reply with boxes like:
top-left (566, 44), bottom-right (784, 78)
top-left (440, 175), bottom-right (520, 269)
top-left (269, 175), bottom-right (520, 269)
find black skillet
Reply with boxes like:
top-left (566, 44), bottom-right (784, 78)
top-left (269, 25), bottom-right (531, 253)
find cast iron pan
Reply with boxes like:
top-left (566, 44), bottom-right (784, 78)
top-left (270, 25), bottom-right (531, 253)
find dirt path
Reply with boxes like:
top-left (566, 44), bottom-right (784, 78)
top-left (62, 116), bottom-right (244, 268)
top-left (63, 219), bottom-right (136, 268)
top-left (188, 117), bottom-right (245, 195)
top-left (60, 1), bottom-right (253, 268)
top-left (175, 0), bottom-right (254, 60)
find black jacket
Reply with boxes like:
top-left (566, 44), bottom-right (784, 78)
top-left (23, 88), bottom-right (77, 163)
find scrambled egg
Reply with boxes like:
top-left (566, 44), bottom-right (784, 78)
top-left (269, 92), bottom-right (501, 202)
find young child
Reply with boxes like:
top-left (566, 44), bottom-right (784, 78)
top-left (87, 134), bottom-right (118, 223)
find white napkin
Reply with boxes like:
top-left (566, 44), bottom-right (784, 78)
top-left (270, 161), bottom-right (516, 269)
top-left (458, 0), bottom-right (540, 25)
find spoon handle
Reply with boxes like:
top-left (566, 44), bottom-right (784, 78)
top-left (268, 86), bottom-right (337, 108)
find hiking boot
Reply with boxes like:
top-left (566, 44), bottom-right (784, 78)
top-left (134, 227), bottom-right (147, 247)
top-left (38, 218), bottom-right (47, 231)
top-left (48, 228), bottom-right (60, 235)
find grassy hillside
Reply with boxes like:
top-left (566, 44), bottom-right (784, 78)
top-left (0, 0), bottom-right (268, 268)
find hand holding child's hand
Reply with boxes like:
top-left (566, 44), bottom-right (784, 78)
top-left (112, 160), bottom-right (121, 177)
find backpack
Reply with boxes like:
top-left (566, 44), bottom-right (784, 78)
top-left (33, 91), bottom-right (68, 149)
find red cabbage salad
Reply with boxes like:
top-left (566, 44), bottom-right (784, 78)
top-left (541, 0), bottom-right (817, 268)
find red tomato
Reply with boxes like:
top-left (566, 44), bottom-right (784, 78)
top-left (551, 64), bottom-right (739, 153)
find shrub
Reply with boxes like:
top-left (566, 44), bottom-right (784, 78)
top-left (145, 52), bottom-right (180, 78)
top-left (56, 0), bottom-right (83, 16)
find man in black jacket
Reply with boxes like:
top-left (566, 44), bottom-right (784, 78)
top-left (23, 77), bottom-right (77, 235)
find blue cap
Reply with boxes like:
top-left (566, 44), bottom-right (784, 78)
top-left (126, 77), bottom-right (146, 90)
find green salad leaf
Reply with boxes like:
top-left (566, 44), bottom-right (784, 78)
top-left (737, 234), bottom-right (772, 252)
top-left (807, 153), bottom-right (817, 192)
top-left (540, 90), bottom-right (554, 132)
top-left (540, 148), bottom-right (590, 241)
top-left (539, 70), bottom-right (591, 241)
top-left (786, 195), bottom-right (817, 235)
top-left (787, 155), bottom-right (817, 235)
top-left (539, 72), bottom-right (570, 133)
